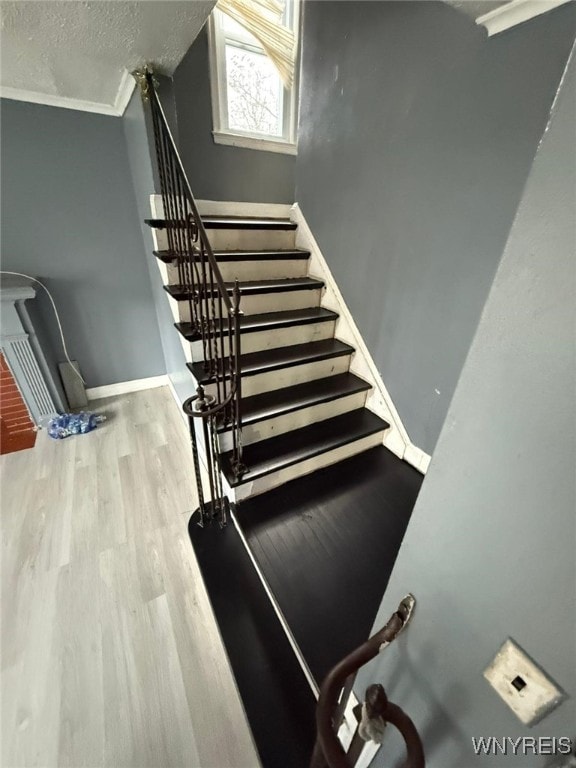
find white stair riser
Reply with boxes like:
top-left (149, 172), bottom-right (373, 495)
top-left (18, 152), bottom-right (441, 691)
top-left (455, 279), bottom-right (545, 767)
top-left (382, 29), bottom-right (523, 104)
top-left (207, 228), bottom-right (296, 252)
top-left (171, 289), bottom-right (322, 323)
top-left (199, 355), bottom-right (351, 401)
top-left (163, 258), bottom-right (309, 284)
top-left (245, 353), bottom-right (351, 395)
top-left (152, 229), bottom-right (296, 252)
top-left (218, 390), bottom-right (369, 451)
top-left (233, 431), bottom-right (386, 502)
top-left (189, 320), bottom-right (336, 358)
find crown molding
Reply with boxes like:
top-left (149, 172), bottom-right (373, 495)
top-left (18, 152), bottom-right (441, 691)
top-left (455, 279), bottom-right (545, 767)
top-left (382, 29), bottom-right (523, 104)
top-left (476, 0), bottom-right (572, 36)
top-left (0, 68), bottom-right (136, 117)
top-left (112, 69), bottom-right (137, 115)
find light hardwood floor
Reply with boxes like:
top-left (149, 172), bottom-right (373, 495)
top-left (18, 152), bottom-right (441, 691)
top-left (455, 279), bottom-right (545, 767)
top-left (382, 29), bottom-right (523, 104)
top-left (1, 387), bottom-right (261, 768)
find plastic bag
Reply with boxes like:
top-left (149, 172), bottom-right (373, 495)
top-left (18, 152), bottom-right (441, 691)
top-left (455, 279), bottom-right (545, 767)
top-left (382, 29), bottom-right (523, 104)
top-left (48, 412), bottom-right (106, 440)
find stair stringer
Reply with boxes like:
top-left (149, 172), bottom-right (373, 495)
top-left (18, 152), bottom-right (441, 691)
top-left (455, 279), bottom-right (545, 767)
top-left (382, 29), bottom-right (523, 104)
top-left (291, 203), bottom-right (431, 474)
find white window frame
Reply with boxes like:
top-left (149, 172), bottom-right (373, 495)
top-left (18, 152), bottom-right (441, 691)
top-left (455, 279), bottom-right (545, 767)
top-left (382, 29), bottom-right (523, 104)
top-left (208, 2), bottom-right (300, 155)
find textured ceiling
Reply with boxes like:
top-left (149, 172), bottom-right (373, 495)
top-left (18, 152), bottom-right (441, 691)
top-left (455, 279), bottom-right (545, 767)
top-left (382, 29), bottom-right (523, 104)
top-left (0, 1), bottom-right (215, 110)
top-left (445, 0), bottom-right (511, 20)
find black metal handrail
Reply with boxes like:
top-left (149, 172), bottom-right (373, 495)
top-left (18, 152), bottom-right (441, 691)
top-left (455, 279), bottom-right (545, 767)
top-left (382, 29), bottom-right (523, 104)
top-left (311, 595), bottom-right (425, 768)
top-left (137, 67), bottom-right (244, 527)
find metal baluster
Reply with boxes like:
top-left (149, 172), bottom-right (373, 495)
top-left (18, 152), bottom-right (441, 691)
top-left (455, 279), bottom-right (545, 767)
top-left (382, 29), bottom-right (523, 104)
top-left (231, 281), bottom-right (244, 478)
top-left (140, 70), bottom-right (246, 526)
top-left (186, 404), bottom-right (206, 526)
top-left (175, 174), bottom-right (191, 292)
top-left (217, 278), bottom-right (228, 417)
top-left (194, 238), bottom-right (209, 364)
top-left (228, 303), bottom-right (239, 461)
top-left (197, 242), bottom-right (209, 370)
top-left (200, 243), bottom-right (217, 378)
top-left (183, 203), bottom-right (197, 331)
top-left (227, 312), bottom-right (235, 430)
top-left (164, 131), bottom-right (187, 288)
top-left (150, 100), bottom-right (177, 271)
top-left (174, 178), bottom-right (195, 330)
top-left (197, 386), bottom-right (218, 521)
top-left (209, 412), bottom-right (227, 527)
top-left (207, 263), bottom-right (223, 406)
top-left (159, 121), bottom-right (184, 287)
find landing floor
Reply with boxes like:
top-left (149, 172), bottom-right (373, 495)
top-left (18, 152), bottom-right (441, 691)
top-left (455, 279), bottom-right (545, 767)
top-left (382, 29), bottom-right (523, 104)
top-left (235, 446), bottom-right (423, 685)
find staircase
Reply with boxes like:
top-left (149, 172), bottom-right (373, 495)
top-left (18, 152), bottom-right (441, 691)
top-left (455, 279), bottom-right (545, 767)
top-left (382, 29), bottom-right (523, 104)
top-left (137, 70), bottom-right (423, 768)
top-left (148, 212), bottom-right (390, 501)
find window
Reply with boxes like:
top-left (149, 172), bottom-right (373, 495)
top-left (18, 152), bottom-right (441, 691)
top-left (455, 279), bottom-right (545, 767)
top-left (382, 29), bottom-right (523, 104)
top-left (208, 2), bottom-right (299, 154)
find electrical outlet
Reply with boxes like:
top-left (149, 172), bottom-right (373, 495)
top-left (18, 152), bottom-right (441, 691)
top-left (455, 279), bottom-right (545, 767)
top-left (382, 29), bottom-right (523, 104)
top-left (484, 638), bottom-right (565, 726)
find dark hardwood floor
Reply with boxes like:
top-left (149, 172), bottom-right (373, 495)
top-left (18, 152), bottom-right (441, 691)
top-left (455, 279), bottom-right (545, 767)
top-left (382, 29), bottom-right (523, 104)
top-left (234, 446), bottom-right (423, 685)
top-left (190, 446), bottom-right (422, 766)
top-left (189, 513), bottom-right (317, 768)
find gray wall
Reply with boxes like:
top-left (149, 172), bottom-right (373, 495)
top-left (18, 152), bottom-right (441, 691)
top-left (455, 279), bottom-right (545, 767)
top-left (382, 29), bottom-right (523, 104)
top-left (357, 46), bottom-right (576, 768)
top-left (0, 98), bottom-right (165, 389)
top-left (172, 24), bottom-right (296, 204)
top-left (122, 89), bottom-right (196, 406)
top-left (295, 0), bottom-right (576, 453)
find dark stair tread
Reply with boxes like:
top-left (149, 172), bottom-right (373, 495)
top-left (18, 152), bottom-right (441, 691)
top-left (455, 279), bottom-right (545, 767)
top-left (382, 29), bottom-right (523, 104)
top-left (176, 307), bottom-right (338, 341)
top-left (221, 409), bottom-right (389, 486)
top-left (154, 248), bottom-right (310, 264)
top-left (204, 216), bottom-right (297, 230)
top-left (146, 216), bottom-right (297, 230)
top-left (164, 277), bottom-right (323, 301)
top-left (189, 338), bottom-right (354, 384)
top-left (220, 373), bottom-right (372, 429)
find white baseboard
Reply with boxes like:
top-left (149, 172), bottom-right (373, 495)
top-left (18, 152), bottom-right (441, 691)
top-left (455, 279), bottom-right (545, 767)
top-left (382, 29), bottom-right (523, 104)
top-left (86, 374), bottom-right (168, 400)
top-left (404, 443), bottom-right (432, 474)
top-left (166, 375), bottom-right (188, 425)
top-left (291, 203), bottom-right (431, 474)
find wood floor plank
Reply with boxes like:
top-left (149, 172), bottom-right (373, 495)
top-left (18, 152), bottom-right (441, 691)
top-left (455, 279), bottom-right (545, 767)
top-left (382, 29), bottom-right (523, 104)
top-left (97, 426), bottom-right (127, 552)
top-left (56, 560), bottom-right (105, 768)
top-left (1, 386), bottom-right (261, 768)
top-left (160, 524), bottom-right (261, 768)
top-left (3, 566), bottom-right (62, 767)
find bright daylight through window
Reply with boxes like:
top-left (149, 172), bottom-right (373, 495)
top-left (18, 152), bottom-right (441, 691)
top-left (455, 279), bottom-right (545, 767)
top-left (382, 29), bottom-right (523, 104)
top-left (209, 1), bottom-right (298, 154)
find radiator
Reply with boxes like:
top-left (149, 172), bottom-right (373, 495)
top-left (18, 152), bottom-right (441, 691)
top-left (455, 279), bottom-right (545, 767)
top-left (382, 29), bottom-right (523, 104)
top-left (0, 277), bottom-right (66, 425)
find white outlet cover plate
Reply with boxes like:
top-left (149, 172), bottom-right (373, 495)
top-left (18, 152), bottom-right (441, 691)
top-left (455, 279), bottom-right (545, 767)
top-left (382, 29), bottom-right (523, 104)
top-left (484, 638), bottom-right (565, 726)
top-left (337, 693), bottom-right (380, 768)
